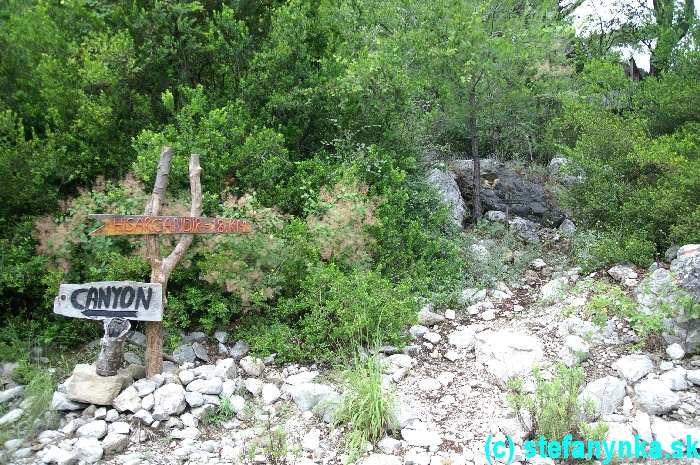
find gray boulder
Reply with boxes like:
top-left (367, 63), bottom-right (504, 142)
top-left (64, 364), bottom-right (132, 406)
top-left (426, 168), bottom-right (468, 227)
top-left (660, 367), bottom-right (690, 391)
top-left (186, 378), bottom-right (223, 395)
top-left (132, 378), bottom-right (157, 397)
top-left (102, 433), bottom-right (129, 455)
top-left (74, 437), bottom-right (102, 464)
top-left (509, 217), bottom-right (540, 243)
top-left (634, 379), bottom-right (680, 415)
top-left (153, 383), bottom-right (186, 417)
top-left (608, 264), bottom-right (638, 283)
top-left (76, 420), bottom-right (107, 439)
top-left (560, 335), bottom-right (590, 366)
top-left (0, 408), bottom-right (23, 426)
top-left (485, 210), bottom-right (507, 222)
top-left (0, 386), bottom-right (23, 404)
top-left (214, 331), bottom-right (228, 344)
top-left (671, 245), bottom-right (700, 300)
top-left (39, 445), bottom-right (79, 465)
top-left (447, 328), bottom-right (477, 349)
top-left (51, 392), bottom-right (84, 411)
top-left (579, 376), bottom-right (626, 419)
top-left (474, 330), bottom-right (544, 383)
top-left (239, 356), bottom-right (264, 377)
top-left (559, 218), bottom-right (576, 235)
top-left (112, 386), bottom-right (141, 413)
top-left (417, 304), bottom-right (445, 326)
top-left (229, 340), bottom-right (249, 360)
top-left (192, 342), bottom-right (210, 362)
top-left (452, 158), bottom-right (564, 226)
top-left (612, 354), bottom-right (655, 384)
top-left (285, 383), bottom-right (338, 412)
top-left (172, 344), bottom-right (196, 364)
top-left (540, 277), bottom-right (569, 302)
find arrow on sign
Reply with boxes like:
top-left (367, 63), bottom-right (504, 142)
top-left (88, 214), bottom-right (252, 236)
top-left (82, 310), bottom-right (138, 318)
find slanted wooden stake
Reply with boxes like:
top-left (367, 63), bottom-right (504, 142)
top-left (143, 147), bottom-right (202, 376)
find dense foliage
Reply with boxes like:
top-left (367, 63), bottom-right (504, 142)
top-left (558, 57), bottom-right (700, 268)
top-left (0, 0), bottom-right (698, 359)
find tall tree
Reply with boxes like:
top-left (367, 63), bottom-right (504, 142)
top-left (649, 0), bottom-right (696, 74)
top-left (577, 0), bottom-right (697, 75)
top-left (385, 0), bottom-right (563, 218)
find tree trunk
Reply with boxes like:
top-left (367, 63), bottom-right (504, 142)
top-left (143, 147), bottom-right (202, 377)
top-left (469, 87), bottom-right (482, 221)
top-left (144, 258), bottom-right (166, 376)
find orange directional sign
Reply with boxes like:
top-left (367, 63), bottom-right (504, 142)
top-left (89, 214), bottom-right (252, 236)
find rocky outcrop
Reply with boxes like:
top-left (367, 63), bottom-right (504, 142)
top-left (671, 244), bottom-right (700, 300)
top-left (451, 158), bottom-right (564, 226)
top-left (425, 168), bottom-right (468, 227)
top-left (636, 245), bottom-right (700, 351)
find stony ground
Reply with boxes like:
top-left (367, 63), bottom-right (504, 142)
top-left (2, 219), bottom-right (700, 465)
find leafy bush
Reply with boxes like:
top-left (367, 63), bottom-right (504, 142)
top-left (556, 66), bottom-right (700, 266)
top-left (334, 355), bottom-right (397, 462)
top-left (200, 194), bottom-right (314, 313)
top-left (371, 177), bottom-right (465, 296)
top-left (275, 264), bottom-right (417, 361)
top-left (507, 364), bottom-right (608, 442)
top-left (571, 230), bottom-right (656, 272)
top-left (307, 179), bottom-right (379, 269)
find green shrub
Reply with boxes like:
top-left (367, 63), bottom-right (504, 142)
top-left (371, 177), bottom-right (465, 296)
top-left (0, 368), bottom-right (56, 441)
top-left (276, 264), bottom-right (417, 362)
top-left (262, 419), bottom-right (289, 465)
top-left (581, 282), bottom-right (636, 328)
top-left (334, 355), bottom-right (397, 462)
top-left (507, 364), bottom-right (608, 442)
top-left (559, 99), bottom-right (700, 263)
top-left (234, 319), bottom-right (303, 362)
top-left (200, 194), bottom-right (318, 312)
top-left (571, 230), bottom-right (656, 272)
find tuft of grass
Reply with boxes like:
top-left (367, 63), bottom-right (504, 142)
top-left (333, 354), bottom-right (397, 463)
top-left (0, 367), bottom-right (57, 443)
top-left (264, 417), bottom-right (289, 465)
top-left (201, 397), bottom-right (237, 426)
top-left (21, 369), bottom-right (57, 432)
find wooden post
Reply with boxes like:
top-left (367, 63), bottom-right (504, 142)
top-left (143, 147), bottom-right (202, 377)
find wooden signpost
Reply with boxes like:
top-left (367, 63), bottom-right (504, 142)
top-left (89, 215), bottom-right (251, 236)
top-left (54, 146), bottom-right (252, 377)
